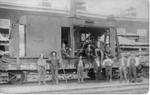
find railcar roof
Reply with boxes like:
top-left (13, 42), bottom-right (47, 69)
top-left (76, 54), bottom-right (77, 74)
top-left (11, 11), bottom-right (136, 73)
top-left (0, 3), bottom-right (148, 23)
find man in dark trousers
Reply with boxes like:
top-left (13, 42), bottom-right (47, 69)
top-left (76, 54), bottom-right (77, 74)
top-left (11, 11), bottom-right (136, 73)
top-left (127, 54), bottom-right (137, 83)
top-left (49, 51), bottom-right (60, 84)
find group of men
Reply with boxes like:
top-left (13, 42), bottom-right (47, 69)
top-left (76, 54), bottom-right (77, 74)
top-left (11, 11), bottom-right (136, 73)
top-left (102, 53), bottom-right (142, 83)
top-left (37, 37), bottom-right (142, 85)
top-left (37, 51), bottom-right (60, 85)
top-left (76, 36), bottom-right (142, 83)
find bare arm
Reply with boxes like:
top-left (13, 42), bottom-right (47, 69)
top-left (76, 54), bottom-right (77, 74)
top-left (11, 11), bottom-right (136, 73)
top-left (100, 49), bottom-right (104, 62)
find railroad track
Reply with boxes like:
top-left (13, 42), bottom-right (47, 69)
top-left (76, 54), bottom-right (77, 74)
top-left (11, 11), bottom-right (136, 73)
top-left (1, 80), bottom-right (148, 94)
top-left (36, 82), bottom-right (149, 94)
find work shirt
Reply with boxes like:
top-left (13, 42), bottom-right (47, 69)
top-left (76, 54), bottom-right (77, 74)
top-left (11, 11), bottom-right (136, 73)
top-left (120, 57), bottom-right (127, 67)
top-left (102, 58), bottom-right (113, 67)
top-left (37, 58), bottom-right (46, 67)
top-left (78, 60), bottom-right (83, 68)
top-left (75, 60), bottom-right (85, 69)
top-left (93, 58), bottom-right (100, 72)
top-left (135, 57), bottom-right (140, 66)
top-left (95, 58), bottom-right (100, 67)
top-left (50, 58), bottom-right (59, 68)
top-left (61, 48), bottom-right (69, 59)
top-left (127, 56), bottom-right (136, 67)
top-left (95, 48), bottom-right (104, 60)
top-left (85, 48), bottom-right (94, 57)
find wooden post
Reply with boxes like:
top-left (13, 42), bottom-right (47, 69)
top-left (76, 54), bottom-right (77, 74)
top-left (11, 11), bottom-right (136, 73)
top-left (17, 24), bottom-right (20, 69)
top-left (70, 24), bottom-right (75, 56)
top-left (104, 29), bottom-right (108, 49)
top-left (69, 0), bottom-right (76, 56)
top-left (109, 27), bottom-right (116, 57)
top-left (115, 28), bottom-right (121, 59)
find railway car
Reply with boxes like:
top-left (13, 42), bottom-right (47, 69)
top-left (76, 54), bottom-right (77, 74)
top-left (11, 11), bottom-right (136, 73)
top-left (0, 4), bottom-right (149, 84)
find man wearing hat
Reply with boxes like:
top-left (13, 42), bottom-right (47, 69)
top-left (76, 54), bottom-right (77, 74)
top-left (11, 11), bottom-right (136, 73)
top-left (49, 51), bottom-right (60, 84)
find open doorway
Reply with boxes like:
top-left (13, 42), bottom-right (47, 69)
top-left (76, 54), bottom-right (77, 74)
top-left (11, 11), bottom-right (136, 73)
top-left (61, 27), bottom-right (71, 48)
top-left (74, 26), bottom-right (109, 56)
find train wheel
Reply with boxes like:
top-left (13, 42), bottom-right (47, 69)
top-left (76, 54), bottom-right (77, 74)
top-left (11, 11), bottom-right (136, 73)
top-left (8, 71), bottom-right (25, 84)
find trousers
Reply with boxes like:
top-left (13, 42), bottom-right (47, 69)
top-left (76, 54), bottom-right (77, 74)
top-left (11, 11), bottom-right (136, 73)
top-left (119, 67), bottom-right (127, 82)
top-left (38, 66), bottom-right (46, 84)
top-left (77, 66), bottom-right (84, 83)
top-left (128, 65), bottom-right (137, 82)
top-left (50, 65), bottom-right (59, 84)
top-left (105, 66), bottom-right (112, 81)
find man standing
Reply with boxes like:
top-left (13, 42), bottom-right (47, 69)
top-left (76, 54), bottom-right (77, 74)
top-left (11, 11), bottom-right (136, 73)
top-left (119, 53), bottom-right (128, 82)
top-left (49, 51), bottom-right (60, 85)
top-left (102, 56), bottom-right (113, 82)
top-left (93, 56), bottom-right (101, 80)
top-left (127, 54), bottom-right (137, 83)
top-left (95, 39), bottom-right (104, 80)
top-left (85, 44), bottom-right (94, 68)
top-left (75, 55), bottom-right (85, 83)
top-left (37, 54), bottom-right (47, 85)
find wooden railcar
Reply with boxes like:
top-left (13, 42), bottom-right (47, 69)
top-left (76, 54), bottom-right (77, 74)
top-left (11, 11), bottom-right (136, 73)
top-left (0, 5), bottom-right (149, 84)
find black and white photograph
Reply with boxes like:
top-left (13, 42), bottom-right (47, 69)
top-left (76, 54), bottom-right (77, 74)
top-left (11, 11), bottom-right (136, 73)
top-left (0, 0), bottom-right (149, 94)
